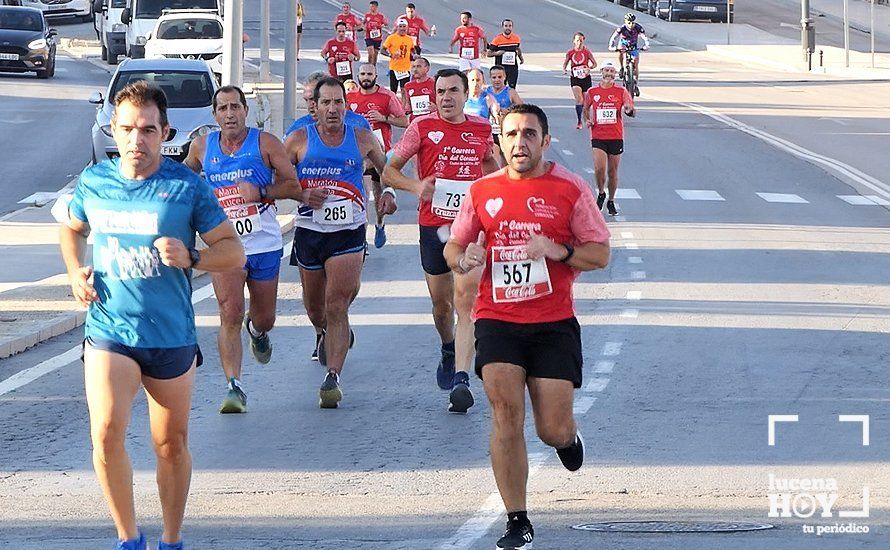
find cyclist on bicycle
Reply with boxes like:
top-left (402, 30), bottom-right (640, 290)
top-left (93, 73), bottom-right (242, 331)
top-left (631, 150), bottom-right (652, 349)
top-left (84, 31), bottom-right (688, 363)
top-left (608, 13), bottom-right (649, 89)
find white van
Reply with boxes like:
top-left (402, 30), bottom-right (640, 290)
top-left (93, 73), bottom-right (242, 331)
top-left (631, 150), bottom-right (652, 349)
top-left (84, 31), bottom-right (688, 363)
top-left (91, 0), bottom-right (126, 65)
top-left (120, 0), bottom-right (218, 59)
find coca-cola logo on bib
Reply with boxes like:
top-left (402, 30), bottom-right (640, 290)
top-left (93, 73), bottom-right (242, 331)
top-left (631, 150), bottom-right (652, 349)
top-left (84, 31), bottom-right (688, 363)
top-left (427, 131), bottom-right (445, 144)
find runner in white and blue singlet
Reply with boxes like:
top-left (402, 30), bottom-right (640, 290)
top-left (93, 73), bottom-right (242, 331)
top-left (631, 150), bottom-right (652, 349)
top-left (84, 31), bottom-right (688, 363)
top-left (484, 64), bottom-right (523, 165)
top-left (60, 81), bottom-right (245, 550)
top-left (185, 85), bottom-right (298, 414)
top-left (285, 71), bottom-right (372, 138)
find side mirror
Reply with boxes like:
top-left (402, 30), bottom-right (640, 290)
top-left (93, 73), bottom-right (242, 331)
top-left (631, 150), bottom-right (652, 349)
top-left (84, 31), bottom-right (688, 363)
top-left (121, 7), bottom-right (131, 24)
top-left (88, 91), bottom-right (104, 104)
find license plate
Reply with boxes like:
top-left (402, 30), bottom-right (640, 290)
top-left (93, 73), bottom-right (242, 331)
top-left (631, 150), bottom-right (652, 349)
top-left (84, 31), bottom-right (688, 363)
top-left (162, 145), bottom-right (182, 155)
top-left (694, 5), bottom-right (718, 12)
top-left (0, 53), bottom-right (17, 60)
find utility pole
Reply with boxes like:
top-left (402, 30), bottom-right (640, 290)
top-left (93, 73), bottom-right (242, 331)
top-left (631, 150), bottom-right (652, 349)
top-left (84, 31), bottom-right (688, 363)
top-left (844, 0), bottom-right (850, 67)
top-left (260, 0), bottom-right (270, 80)
top-left (222, 0), bottom-right (244, 86)
top-left (284, 0), bottom-right (297, 129)
top-left (801, 0), bottom-right (815, 64)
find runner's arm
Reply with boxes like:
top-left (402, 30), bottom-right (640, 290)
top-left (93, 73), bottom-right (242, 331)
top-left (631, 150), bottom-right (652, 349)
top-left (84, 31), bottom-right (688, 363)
top-left (182, 135), bottom-right (205, 173)
top-left (517, 46), bottom-right (524, 64)
top-left (640, 33), bottom-right (650, 50)
top-left (258, 132), bottom-right (303, 201)
top-left (608, 29), bottom-right (620, 50)
top-left (482, 143), bottom-right (499, 175)
top-left (191, 220), bottom-right (246, 272)
top-left (356, 128), bottom-right (387, 195)
top-left (509, 89), bottom-right (523, 105)
top-left (382, 152), bottom-right (424, 196)
top-left (582, 91), bottom-right (592, 125)
top-left (445, 190), bottom-right (484, 273)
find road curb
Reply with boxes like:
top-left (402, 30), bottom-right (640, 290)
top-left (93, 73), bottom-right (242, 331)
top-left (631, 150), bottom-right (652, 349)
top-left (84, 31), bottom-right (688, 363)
top-left (0, 211), bottom-right (297, 360)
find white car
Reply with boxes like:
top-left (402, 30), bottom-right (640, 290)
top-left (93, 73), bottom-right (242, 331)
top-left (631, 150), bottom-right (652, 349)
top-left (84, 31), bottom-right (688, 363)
top-left (144, 9), bottom-right (222, 76)
top-left (3, 0), bottom-right (91, 21)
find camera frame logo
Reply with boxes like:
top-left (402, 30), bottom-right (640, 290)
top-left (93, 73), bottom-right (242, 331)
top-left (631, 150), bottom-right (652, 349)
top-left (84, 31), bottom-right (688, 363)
top-left (767, 414), bottom-right (870, 536)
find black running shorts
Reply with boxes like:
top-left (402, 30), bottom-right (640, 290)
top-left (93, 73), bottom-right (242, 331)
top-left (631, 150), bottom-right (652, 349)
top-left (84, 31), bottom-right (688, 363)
top-left (570, 75), bottom-right (592, 93)
top-left (475, 317), bottom-right (583, 388)
top-left (419, 224), bottom-right (450, 276)
top-left (290, 225), bottom-right (367, 270)
top-left (590, 138), bottom-right (624, 156)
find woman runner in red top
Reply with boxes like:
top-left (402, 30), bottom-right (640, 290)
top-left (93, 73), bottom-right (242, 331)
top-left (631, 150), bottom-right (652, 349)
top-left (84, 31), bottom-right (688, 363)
top-left (562, 32), bottom-right (597, 130)
top-left (445, 103), bottom-right (610, 550)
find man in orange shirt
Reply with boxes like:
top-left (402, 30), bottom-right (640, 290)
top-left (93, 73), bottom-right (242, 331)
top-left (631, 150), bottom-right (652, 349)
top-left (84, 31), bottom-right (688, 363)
top-left (487, 19), bottom-right (524, 89)
top-left (381, 19), bottom-right (415, 93)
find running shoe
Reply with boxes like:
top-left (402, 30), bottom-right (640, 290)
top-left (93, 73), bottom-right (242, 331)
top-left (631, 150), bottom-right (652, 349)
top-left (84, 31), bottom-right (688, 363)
top-left (618, 67), bottom-right (625, 80)
top-left (157, 541), bottom-right (183, 550)
top-left (317, 329), bottom-right (355, 367)
top-left (116, 533), bottom-right (146, 550)
top-left (496, 520), bottom-right (534, 549)
top-left (575, 121), bottom-right (582, 130)
top-left (606, 200), bottom-right (619, 216)
top-left (374, 224), bottom-right (387, 248)
top-left (436, 348), bottom-right (456, 390)
top-left (244, 317), bottom-right (272, 364)
top-left (319, 370), bottom-right (342, 409)
top-left (555, 431), bottom-right (585, 472)
top-left (448, 371), bottom-right (475, 414)
top-left (219, 379), bottom-right (247, 414)
top-left (596, 192), bottom-right (607, 211)
top-left (311, 332), bottom-right (322, 362)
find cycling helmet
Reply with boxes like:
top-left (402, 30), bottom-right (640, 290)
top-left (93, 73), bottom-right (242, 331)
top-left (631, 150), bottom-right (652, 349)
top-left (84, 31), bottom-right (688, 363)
top-left (625, 13), bottom-right (636, 22)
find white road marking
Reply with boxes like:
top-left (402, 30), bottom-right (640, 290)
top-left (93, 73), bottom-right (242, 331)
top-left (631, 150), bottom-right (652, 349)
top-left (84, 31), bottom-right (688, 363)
top-left (631, 271), bottom-right (647, 280)
top-left (757, 192), bottom-right (809, 204)
top-left (626, 291), bottom-right (642, 300)
top-left (614, 189), bottom-right (641, 199)
top-left (838, 195), bottom-right (890, 206)
top-left (585, 377), bottom-right (610, 392)
top-left (562, 149), bottom-right (574, 156)
top-left (551, 137), bottom-right (560, 143)
top-left (584, 167), bottom-right (594, 174)
top-left (0, 347), bottom-right (80, 396)
top-left (676, 189), bottom-right (725, 201)
top-left (621, 232), bottom-right (634, 239)
top-left (620, 309), bottom-right (639, 318)
top-left (628, 256), bottom-right (643, 264)
top-left (593, 360), bottom-right (614, 374)
top-left (602, 342), bottom-right (622, 356)
top-left (625, 243), bottom-right (639, 250)
top-left (573, 394), bottom-right (597, 415)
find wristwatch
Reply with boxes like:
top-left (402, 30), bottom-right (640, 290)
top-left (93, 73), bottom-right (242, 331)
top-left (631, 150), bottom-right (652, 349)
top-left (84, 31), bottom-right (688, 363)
top-left (259, 185), bottom-right (268, 201)
top-left (560, 244), bottom-right (575, 263)
top-left (188, 247), bottom-right (201, 268)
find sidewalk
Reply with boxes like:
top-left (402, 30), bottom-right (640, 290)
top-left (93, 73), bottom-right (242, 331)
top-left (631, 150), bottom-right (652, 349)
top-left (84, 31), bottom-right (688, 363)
top-left (0, 51), bottom-right (299, 359)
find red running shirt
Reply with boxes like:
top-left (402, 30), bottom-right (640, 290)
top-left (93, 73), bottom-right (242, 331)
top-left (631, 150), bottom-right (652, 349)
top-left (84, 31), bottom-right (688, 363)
top-left (334, 13), bottom-right (362, 40)
top-left (363, 13), bottom-right (387, 41)
top-left (565, 47), bottom-right (596, 80)
top-left (452, 25), bottom-right (486, 60)
top-left (392, 111), bottom-right (493, 227)
top-left (346, 87), bottom-right (406, 151)
top-left (322, 38), bottom-right (360, 77)
top-left (402, 77), bottom-right (436, 121)
top-left (396, 15), bottom-right (427, 48)
top-left (586, 85), bottom-right (634, 141)
top-left (450, 163), bottom-right (610, 324)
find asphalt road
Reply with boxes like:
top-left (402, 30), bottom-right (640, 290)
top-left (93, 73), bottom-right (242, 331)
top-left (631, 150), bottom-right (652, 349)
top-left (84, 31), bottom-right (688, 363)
top-left (1, 0), bottom-right (889, 549)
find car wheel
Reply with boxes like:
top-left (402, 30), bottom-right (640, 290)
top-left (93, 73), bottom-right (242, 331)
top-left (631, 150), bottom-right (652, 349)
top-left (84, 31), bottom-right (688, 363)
top-left (36, 56), bottom-right (53, 79)
top-left (101, 43), bottom-right (107, 61)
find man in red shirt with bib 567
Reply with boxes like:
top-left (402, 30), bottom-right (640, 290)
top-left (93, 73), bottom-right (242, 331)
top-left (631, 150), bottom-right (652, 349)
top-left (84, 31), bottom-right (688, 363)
top-left (445, 103), bottom-right (610, 550)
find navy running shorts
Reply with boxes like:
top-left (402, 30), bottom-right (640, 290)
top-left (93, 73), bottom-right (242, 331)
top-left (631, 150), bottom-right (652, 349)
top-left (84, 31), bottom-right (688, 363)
top-left (84, 337), bottom-right (202, 380)
top-left (290, 225), bottom-right (367, 271)
top-left (419, 224), bottom-right (450, 276)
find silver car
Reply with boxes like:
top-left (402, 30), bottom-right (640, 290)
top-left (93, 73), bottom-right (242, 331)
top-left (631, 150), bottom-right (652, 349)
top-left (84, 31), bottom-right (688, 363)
top-left (89, 57), bottom-right (219, 164)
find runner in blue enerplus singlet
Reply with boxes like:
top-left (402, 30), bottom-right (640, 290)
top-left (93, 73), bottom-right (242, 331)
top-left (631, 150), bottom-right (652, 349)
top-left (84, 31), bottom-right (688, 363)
top-left (203, 127), bottom-right (282, 255)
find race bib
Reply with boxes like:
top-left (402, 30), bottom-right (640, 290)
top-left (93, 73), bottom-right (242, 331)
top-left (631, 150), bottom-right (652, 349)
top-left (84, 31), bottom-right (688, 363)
top-left (572, 65), bottom-right (589, 79)
top-left (335, 60), bottom-right (351, 76)
top-left (394, 69), bottom-right (410, 80)
top-left (461, 46), bottom-right (475, 60)
top-left (491, 120), bottom-right (501, 136)
top-left (491, 245), bottom-right (553, 303)
top-left (345, 30), bottom-right (354, 40)
top-left (410, 94), bottom-right (430, 116)
top-left (312, 199), bottom-right (354, 225)
top-left (228, 203), bottom-right (261, 236)
top-left (410, 35), bottom-right (418, 46)
top-left (596, 108), bottom-right (618, 124)
top-left (502, 51), bottom-right (516, 65)
top-left (369, 28), bottom-right (381, 39)
top-left (431, 178), bottom-right (470, 219)
top-left (372, 128), bottom-right (385, 147)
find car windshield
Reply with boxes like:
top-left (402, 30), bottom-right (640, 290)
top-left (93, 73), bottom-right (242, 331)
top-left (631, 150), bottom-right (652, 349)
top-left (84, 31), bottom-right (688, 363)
top-left (156, 18), bottom-right (221, 40)
top-left (109, 0), bottom-right (127, 7)
top-left (111, 71), bottom-right (214, 108)
top-left (0, 10), bottom-right (43, 32)
top-left (135, 0), bottom-right (217, 19)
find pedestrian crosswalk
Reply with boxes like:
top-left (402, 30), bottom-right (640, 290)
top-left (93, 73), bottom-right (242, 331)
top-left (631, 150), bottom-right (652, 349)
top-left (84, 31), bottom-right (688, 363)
top-left (599, 189), bottom-right (890, 206)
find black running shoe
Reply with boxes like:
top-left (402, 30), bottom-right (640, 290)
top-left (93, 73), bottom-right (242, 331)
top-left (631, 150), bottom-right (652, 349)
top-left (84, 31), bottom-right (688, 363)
top-left (437, 349), bottom-right (456, 390)
top-left (606, 200), bottom-right (619, 216)
top-left (497, 519), bottom-right (534, 549)
top-left (311, 332), bottom-right (322, 362)
top-left (555, 431), bottom-right (585, 472)
top-left (317, 329), bottom-right (354, 367)
top-left (448, 371), bottom-right (474, 413)
top-left (596, 192), bottom-right (607, 211)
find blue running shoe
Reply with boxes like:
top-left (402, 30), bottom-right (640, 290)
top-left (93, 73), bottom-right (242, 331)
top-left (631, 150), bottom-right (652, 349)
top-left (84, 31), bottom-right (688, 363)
top-left (374, 224), bottom-right (387, 248)
top-left (448, 371), bottom-right (475, 414)
top-left (158, 541), bottom-right (183, 550)
top-left (116, 533), bottom-right (146, 550)
top-left (436, 348), bottom-right (456, 390)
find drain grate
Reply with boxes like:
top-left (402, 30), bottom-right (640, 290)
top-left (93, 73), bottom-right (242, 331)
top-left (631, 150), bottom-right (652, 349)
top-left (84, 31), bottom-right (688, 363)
top-left (572, 521), bottom-right (775, 533)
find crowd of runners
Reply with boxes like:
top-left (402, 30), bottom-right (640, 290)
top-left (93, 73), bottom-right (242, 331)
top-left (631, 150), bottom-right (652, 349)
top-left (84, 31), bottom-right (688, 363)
top-left (59, 3), bottom-right (650, 549)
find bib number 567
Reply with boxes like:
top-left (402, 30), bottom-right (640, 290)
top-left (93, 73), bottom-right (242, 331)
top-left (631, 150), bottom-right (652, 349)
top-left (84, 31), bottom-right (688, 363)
top-left (502, 262), bottom-right (532, 285)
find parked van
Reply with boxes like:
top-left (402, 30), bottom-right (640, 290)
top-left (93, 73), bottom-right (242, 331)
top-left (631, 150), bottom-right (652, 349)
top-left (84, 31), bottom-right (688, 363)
top-left (91, 0), bottom-right (126, 65)
top-left (120, 0), bottom-right (218, 59)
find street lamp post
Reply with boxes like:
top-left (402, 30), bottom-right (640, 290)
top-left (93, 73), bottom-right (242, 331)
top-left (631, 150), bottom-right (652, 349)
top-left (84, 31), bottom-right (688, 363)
top-left (222, 0), bottom-right (244, 86)
top-left (801, 0), bottom-right (815, 64)
top-left (844, 0), bottom-right (850, 68)
top-left (260, 0), bottom-right (270, 80)
top-left (284, 0), bottom-right (297, 129)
